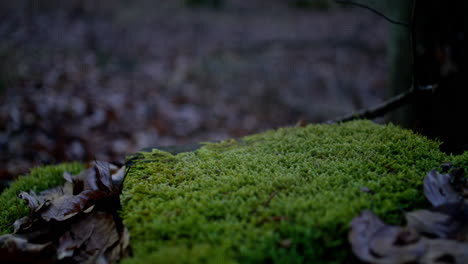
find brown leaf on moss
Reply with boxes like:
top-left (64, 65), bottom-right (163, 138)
top-left (278, 238), bottom-right (293, 248)
top-left (422, 238), bottom-right (468, 263)
top-left (0, 161), bottom-right (130, 264)
top-left (349, 210), bottom-right (423, 264)
top-left (449, 168), bottom-right (468, 199)
top-left (40, 191), bottom-right (107, 222)
top-left (424, 170), bottom-right (461, 206)
top-left (16, 162), bottom-right (122, 224)
top-left (0, 234), bottom-right (55, 264)
top-left (350, 166), bottom-right (468, 264)
top-left (12, 216), bottom-right (33, 233)
top-left (69, 161), bottom-right (120, 194)
top-left (350, 210), bottom-right (468, 263)
top-left (406, 209), bottom-right (452, 239)
top-left (57, 211), bottom-right (124, 263)
top-left (406, 202), bottom-right (468, 241)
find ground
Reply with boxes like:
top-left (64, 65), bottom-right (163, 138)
top-left (0, 0), bottom-right (389, 180)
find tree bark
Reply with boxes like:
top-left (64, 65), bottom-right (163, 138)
top-left (388, 0), bottom-right (468, 154)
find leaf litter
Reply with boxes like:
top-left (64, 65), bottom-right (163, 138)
top-left (350, 166), bottom-right (468, 263)
top-left (0, 161), bottom-right (130, 263)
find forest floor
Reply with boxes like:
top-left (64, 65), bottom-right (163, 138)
top-left (0, 0), bottom-right (389, 180)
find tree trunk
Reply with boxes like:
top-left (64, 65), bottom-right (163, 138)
top-left (388, 0), bottom-right (468, 154)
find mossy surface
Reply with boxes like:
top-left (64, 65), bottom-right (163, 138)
top-left (0, 163), bottom-right (83, 235)
top-left (121, 120), bottom-right (459, 263)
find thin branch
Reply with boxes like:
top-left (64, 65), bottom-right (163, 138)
top-left (263, 190), bottom-right (280, 207)
top-left (226, 37), bottom-right (385, 56)
top-left (326, 84), bottom-right (436, 124)
top-left (334, 0), bottom-right (410, 27)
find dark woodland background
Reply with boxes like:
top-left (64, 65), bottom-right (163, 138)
top-left (7, 0), bottom-right (465, 182)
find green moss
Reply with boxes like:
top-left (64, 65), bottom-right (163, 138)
top-left (452, 151), bottom-right (468, 168)
top-left (121, 120), bottom-right (458, 263)
top-left (2, 121), bottom-right (465, 262)
top-left (0, 163), bottom-right (83, 235)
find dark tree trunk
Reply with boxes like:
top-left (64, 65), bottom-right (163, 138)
top-left (388, 0), bottom-right (468, 154)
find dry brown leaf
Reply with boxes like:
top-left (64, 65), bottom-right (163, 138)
top-left (351, 166), bottom-right (468, 264)
top-left (0, 234), bottom-right (54, 264)
top-left (349, 210), bottom-right (424, 264)
top-left (278, 238), bottom-right (293, 249)
top-left (406, 209), bottom-right (452, 239)
top-left (0, 161), bottom-right (130, 264)
top-left (406, 202), bottom-right (468, 241)
top-left (449, 168), bottom-right (468, 199)
top-left (424, 170), bottom-right (461, 206)
top-left (40, 190), bottom-right (106, 222)
top-left (348, 210), bottom-right (468, 264)
top-left (422, 238), bottom-right (468, 263)
top-left (18, 191), bottom-right (41, 212)
top-left (57, 212), bottom-right (119, 263)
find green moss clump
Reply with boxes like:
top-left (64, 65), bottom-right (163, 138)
top-left (452, 151), bottom-right (468, 168)
top-left (0, 163), bottom-right (83, 235)
top-left (121, 120), bottom-right (457, 263)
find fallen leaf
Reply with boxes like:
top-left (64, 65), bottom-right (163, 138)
top-left (422, 238), bottom-right (468, 263)
top-left (94, 161), bottom-right (116, 193)
top-left (406, 208), bottom-right (452, 239)
top-left (350, 166), bottom-right (468, 264)
top-left (18, 191), bottom-right (41, 212)
top-left (349, 210), bottom-right (423, 264)
top-left (440, 162), bottom-right (453, 173)
top-left (406, 202), bottom-right (468, 241)
top-left (424, 170), bottom-right (461, 206)
top-left (39, 190), bottom-right (106, 222)
top-left (449, 168), bottom-right (468, 198)
top-left (0, 161), bottom-right (130, 263)
top-left (0, 234), bottom-right (54, 264)
top-left (360, 186), bottom-right (374, 194)
top-left (12, 216), bottom-right (33, 233)
top-left (278, 238), bottom-right (293, 248)
top-left (57, 212), bottom-right (119, 263)
top-left (111, 165), bottom-right (126, 188)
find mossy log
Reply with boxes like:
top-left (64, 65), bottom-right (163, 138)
top-left (2, 121), bottom-right (468, 263)
top-left (120, 120), bottom-right (467, 263)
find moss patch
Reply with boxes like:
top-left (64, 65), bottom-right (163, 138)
top-left (0, 163), bottom-right (83, 235)
top-left (2, 121), bottom-right (465, 263)
top-left (121, 120), bottom-right (458, 263)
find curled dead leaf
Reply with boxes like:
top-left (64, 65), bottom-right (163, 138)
top-left (18, 191), bottom-right (41, 212)
top-left (13, 216), bottom-right (33, 233)
top-left (278, 238), bottom-right (293, 249)
top-left (351, 166), bottom-right (468, 264)
top-left (360, 186), bottom-right (374, 194)
top-left (349, 210), bottom-right (423, 264)
top-left (424, 170), bottom-right (461, 207)
top-left (0, 161), bottom-right (130, 264)
top-left (406, 202), bottom-right (468, 241)
top-left (422, 238), bottom-right (468, 263)
top-left (0, 234), bottom-right (54, 264)
top-left (406, 209), bottom-right (452, 239)
top-left (57, 212), bottom-right (120, 263)
top-left (40, 190), bottom-right (106, 222)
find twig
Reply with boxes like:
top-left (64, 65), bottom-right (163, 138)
top-left (334, 0), bottom-right (410, 27)
top-left (263, 190), bottom-right (280, 207)
top-left (327, 84), bottom-right (436, 124)
top-left (227, 37), bottom-right (385, 56)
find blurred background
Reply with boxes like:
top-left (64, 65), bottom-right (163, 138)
top-left (0, 0), bottom-right (390, 180)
